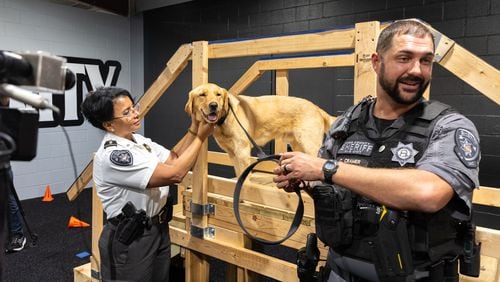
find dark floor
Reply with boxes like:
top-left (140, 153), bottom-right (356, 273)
top-left (3, 188), bottom-right (93, 282)
top-left (1, 188), bottom-right (292, 282)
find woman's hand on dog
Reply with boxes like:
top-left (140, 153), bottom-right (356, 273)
top-left (196, 120), bottom-right (215, 140)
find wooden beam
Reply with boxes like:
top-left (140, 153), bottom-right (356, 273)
top-left (229, 63), bottom-right (263, 96)
top-left (229, 54), bottom-right (354, 96)
top-left (353, 21), bottom-right (379, 102)
top-left (170, 226), bottom-right (299, 282)
top-left (258, 54), bottom-right (355, 71)
top-left (138, 43), bottom-right (193, 118)
top-left (187, 40), bottom-right (210, 282)
top-left (66, 160), bottom-right (93, 201)
top-left (66, 44), bottom-right (192, 201)
top-left (275, 70), bottom-right (289, 154)
top-left (476, 227), bottom-right (500, 258)
top-left (473, 186), bottom-right (500, 207)
top-left (438, 43), bottom-right (500, 105)
top-left (208, 28), bottom-right (355, 59)
top-left (90, 184), bottom-right (103, 280)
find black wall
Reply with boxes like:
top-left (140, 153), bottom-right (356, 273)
top-left (143, 0), bottom-right (500, 226)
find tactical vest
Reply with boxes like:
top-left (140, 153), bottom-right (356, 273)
top-left (316, 100), bottom-right (463, 269)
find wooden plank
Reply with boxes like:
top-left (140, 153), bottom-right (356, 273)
top-left (73, 262), bottom-right (92, 282)
top-left (180, 172), bottom-right (315, 217)
top-left (438, 43), bottom-right (500, 105)
top-left (229, 54), bottom-right (354, 96)
top-left (90, 185), bottom-right (103, 281)
top-left (66, 161), bottom-right (93, 201)
top-left (187, 40), bottom-right (210, 282)
top-left (138, 43), bottom-right (193, 118)
top-left (473, 186), bottom-right (500, 207)
top-left (229, 63), bottom-right (263, 96)
top-left (459, 256), bottom-right (498, 282)
top-left (170, 226), bottom-right (299, 282)
top-left (207, 151), bottom-right (276, 173)
top-left (182, 191), bottom-right (328, 260)
top-left (257, 54), bottom-right (355, 71)
top-left (275, 70), bottom-right (289, 154)
top-left (66, 44), bottom-right (192, 201)
top-left (476, 226), bottom-right (500, 259)
top-left (353, 21), bottom-right (379, 102)
top-left (208, 28), bottom-right (355, 59)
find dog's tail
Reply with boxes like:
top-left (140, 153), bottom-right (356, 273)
top-left (319, 109), bottom-right (337, 133)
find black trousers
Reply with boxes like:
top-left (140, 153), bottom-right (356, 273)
top-left (99, 221), bottom-right (171, 282)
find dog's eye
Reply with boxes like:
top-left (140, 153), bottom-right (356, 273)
top-left (216, 93), bottom-right (222, 96)
top-left (199, 93), bottom-right (206, 97)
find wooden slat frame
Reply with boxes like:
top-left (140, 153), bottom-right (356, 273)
top-left (71, 20), bottom-right (500, 282)
top-left (66, 43), bottom-right (193, 201)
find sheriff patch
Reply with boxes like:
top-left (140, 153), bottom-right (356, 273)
top-left (454, 128), bottom-right (479, 168)
top-left (391, 142), bottom-right (419, 166)
top-left (110, 150), bottom-right (133, 166)
top-left (338, 141), bottom-right (374, 156)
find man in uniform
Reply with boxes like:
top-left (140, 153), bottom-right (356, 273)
top-left (273, 19), bottom-right (480, 281)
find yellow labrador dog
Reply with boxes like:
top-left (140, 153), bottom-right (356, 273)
top-left (185, 83), bottom-right (336, 176)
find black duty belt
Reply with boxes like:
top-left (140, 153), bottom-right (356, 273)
top-left (233, 154), bottom-right (304, 245)
top-left (108, 205), bottom-right (168, 226)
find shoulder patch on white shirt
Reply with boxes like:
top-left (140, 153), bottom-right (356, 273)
top-left (110, 150), bottom-right (133, 166)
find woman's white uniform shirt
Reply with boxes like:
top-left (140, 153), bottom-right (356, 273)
top-left (93, 132), bottom-right (170, 219)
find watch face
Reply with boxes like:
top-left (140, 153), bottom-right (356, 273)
top-left (325, 161), bottom-right (335, 170)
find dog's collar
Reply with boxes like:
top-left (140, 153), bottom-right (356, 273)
top-left (216, 107), bottom-right (230, 125)
top-left (216, 112), bottom-right (227, 125)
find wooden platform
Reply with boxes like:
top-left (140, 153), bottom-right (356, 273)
top-left (71, 20), bottom-right (500, 282)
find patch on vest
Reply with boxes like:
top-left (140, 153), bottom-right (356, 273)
top-left (104, 140), bottom-right (117, 149)
top-left (391, 142), bottom-right (419, 166)
top-left (338, 141), bottom-right (374, 156)
top-left (454, 128), bottom-right (479, 168)
top-left (110, 150), bottom-right (133, 166)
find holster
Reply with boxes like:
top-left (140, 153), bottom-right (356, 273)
top-left (311, 184), bottom-right (353, 248)
top-left (114, 202), bottom-right (148, 245)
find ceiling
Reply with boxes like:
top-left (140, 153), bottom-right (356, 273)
top-left (47, 0), bottom-right (194, 17)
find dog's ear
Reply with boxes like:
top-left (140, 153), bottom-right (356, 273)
top-left (222, 88), bottom-right (230, 113)
top-left (185, 89), bottom-right (195, 114)
top-left (227, 92), bottom-right (239, 111)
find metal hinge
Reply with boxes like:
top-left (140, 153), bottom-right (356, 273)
top-left (190, 201), bottom-right (215, 216)
top-left (191, 225), bottom-right (215, 239)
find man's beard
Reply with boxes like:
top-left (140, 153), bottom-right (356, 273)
top-left (379, 62), bottom-right (429, 105)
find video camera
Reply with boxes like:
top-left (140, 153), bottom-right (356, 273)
top-left (0, 50), bottom-right (75, 161)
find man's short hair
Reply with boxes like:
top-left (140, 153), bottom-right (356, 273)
top-left (376, 19), bottom-right (435, 54)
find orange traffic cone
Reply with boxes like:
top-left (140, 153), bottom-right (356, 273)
top-left (68, 216), bottom-right (90, 228)
top-left (42, 185), bottom-right (54, 202)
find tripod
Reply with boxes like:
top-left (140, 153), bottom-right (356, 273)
top-left (0, 132), bottom-right (38, 251)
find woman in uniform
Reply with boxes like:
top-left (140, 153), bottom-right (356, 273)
top-left (81, 86), bottom-right (214, 281)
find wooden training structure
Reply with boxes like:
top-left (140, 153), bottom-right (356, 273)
top-left (70, 20), bottom-right (500, 282)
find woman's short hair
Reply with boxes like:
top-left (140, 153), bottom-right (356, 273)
top-left (81, 86), bottom-right (133, 130)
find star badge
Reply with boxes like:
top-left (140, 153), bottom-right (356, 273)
top-left (391, 142), bottom-right (419, 166)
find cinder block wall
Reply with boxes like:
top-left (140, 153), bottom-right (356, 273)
top-left (0, 0), bottom-right (143, 199)
top-left (143, 0), bottom-right (500, 226)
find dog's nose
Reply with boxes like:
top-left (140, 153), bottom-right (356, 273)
top-left (209, 102), bottom-right (218, 112)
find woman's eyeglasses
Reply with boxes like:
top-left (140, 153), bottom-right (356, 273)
top-left (112, 103), bottom-right (140, 120)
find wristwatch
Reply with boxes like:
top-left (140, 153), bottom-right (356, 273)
top-left (322, 159), bottom-right (338, 185)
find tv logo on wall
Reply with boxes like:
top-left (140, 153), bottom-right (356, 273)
top-left (10, 57), bottom-right (122, 128)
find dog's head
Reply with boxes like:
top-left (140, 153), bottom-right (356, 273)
top-left (185, 83), bottom-right (233, 124)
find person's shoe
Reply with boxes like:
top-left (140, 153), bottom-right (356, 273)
top-left (5, 235), bottom-right (26, 253)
